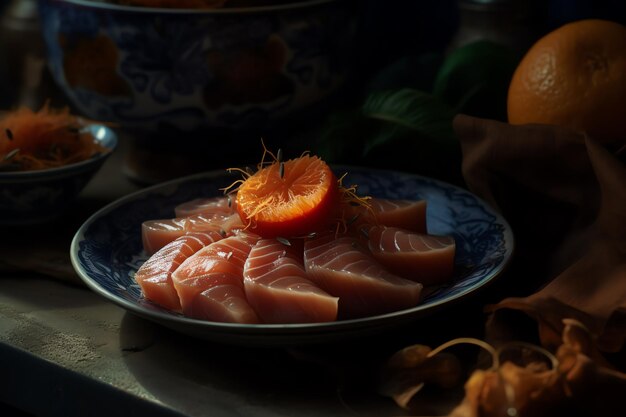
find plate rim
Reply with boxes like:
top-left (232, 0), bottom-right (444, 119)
top-left (70, 166), bottom-right (515, 338)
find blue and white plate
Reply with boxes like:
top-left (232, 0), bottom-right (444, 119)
top-left (71, 167), bottom-right (514, 346)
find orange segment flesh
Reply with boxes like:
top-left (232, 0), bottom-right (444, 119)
top-left (235, 155), bottom-right (339, 238)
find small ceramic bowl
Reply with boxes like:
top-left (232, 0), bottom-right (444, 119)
top-left (37, 0), bottom-right (358, 133)
top-left (0, 124), bottom-right (117, 225)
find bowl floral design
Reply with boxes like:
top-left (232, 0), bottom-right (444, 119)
top-left (38, 0), bottom-right (358, 132)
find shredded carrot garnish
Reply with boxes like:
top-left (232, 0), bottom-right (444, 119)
top-left (0, 104), bottom-right (108, 172)
top-left (337, 172), bottom-right (372, 209)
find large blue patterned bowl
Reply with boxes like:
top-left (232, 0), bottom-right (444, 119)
top-left (71, 167), bottom-right (514, 346)
top-left (37, 0), bottom-right (357, 132)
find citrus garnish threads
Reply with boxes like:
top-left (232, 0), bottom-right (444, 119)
top-left (222, 143), bottom-right (370, 239)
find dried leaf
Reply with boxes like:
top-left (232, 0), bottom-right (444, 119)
top-left (556, 319), bottom-right (626, 416)
top-left (379, 344), bottom-right (463, 409)
top-left (440, 320), bottom-right (625, 417)
top-left (379, 321), bottom-right (626, 416)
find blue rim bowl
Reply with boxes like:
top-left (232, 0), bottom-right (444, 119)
top-left (0, 124), bottom-right (118, 225)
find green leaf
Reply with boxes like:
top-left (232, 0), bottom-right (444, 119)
top-left (359, 121), bottom-right (463, 185)
top-left (362, 88), bottom-right (456, 152)
top-left (317, 88), bottom-right (463, 184)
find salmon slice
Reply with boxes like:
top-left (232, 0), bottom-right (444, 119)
top-left (243, 239), bottom-right (338, 323)
top-left (304, 233), bottom-right (422, 319)
top-left (141, 218), bottom-right (188, 256)
top-left (347, 198), bottom-right (427, 234)
top-left (134, 230), bottom-right (223, 312)
top-left (185, 211), bottom-right (244, 234)
top-left (191, 285), bottom-right (260, 324)
top-left (142, 212), bottom-right (244, 255)
top-left (174, 195), bottom-right (236, 218)
top-left (171, 232), bottom-right (261, 323)
top-left (363, 225), bottom-right (455, 286)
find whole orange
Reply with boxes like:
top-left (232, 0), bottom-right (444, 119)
top-left (507, 19), bottom-right (626, 144)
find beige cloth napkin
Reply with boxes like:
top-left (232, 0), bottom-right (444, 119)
top-left (450, 114), bottom-right (626, 414)
top-left (453, 114), bottom-right (626, 356)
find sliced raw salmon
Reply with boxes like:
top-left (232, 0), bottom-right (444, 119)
top-left (185, 212), bottom-right (244, 234)
top-left (171, 232), bottom-right (260, 323)
top-left (141, 218), bottom-right (188, 256)
top-left (134, 230), bottom-right (223, 312)
top-left (347, 198), bottom-right (427, 234)
top-left (243, 239), bottom-right (338, 323)
top-left (363, 225), bottom-right (455, 286)
top-left (191, 285), bottom-right (260, 324)
top-left (304, 233), bottom-right (422, 319)
top-left (142, 212), bottom-right (244, 255)
top-left (174, 195), bottom-right (235, 218)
